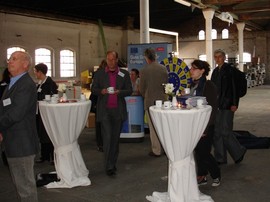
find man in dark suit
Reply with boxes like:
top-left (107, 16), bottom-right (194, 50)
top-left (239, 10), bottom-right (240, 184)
top-left (139, 48), bottom-right (168, 157)
top-left (34, 63), bottom-right (58, 164)
top-left (91, 51), bottom-right (132, 176)
top-left (0, 51), bottom-right (39, 201)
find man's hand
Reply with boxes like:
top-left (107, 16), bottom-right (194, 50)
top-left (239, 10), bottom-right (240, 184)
top-left (231, 105), bottom-right (238, 112)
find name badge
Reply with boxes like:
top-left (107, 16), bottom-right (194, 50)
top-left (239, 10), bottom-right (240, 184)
top-left (118, 71), bottom-right (124, 77)
top-left (3, 98), bottom-right (11, 106)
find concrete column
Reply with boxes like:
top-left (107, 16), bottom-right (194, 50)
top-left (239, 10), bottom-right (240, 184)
top-left (203, 8), bottom-right (215, 70)
top-left (236, 22), bottom-right (245, 71)
top-left (140, 0), bottom-right (150, 43)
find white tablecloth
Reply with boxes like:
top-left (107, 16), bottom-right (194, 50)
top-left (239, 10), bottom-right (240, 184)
top-left (147, 105), bottom-right (213, 202)
top-left (39, 100), bottom-right (91, 188)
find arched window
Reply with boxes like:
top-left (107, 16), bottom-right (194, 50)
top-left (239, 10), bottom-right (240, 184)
top-left (198, 30), bottom-right (205, 40)
top-left (222, 29), bottom-right (229, 39)
top-left (237, 52), bottom-right (251, 63)
top-left (35, 48), bottom-right (53, 77)
top-left (198, 54), bottom-right (207, 61)
top-left (211, 29), bottom-right (217, 39)
top-left (7, 47), bottom-right (25, 59)
top-left (60, 49), bottom-right (76, 77)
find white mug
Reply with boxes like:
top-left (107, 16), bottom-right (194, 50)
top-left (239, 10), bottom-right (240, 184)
top-left (164, 101), bottom-right (172, 109)
top-left (155, 100), bottom-right (162, 108)
top-left (53, 94), bottom-right (59, 99)
top-left (50, 97), bottom-right (58, 104)
top-left (197, 99), bottom-right (204, 106)
top-left (80, 94), bottom-right (86, 101)
top-left (107, 87), bottom-right (115, 94)
top-left (184, 88), bottom-right (190, 95)
top-left (45, 95), bottom-right (50, 101)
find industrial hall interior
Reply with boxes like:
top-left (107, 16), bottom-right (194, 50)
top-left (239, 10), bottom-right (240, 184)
top-left (0, 0), bottom-right (270, 202)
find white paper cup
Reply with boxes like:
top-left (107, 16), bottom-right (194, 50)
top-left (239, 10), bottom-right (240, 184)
top-left (155, 100), bottom-right (162, 108)
top-left (107, 87), bottom-right (115, 94)
top-left (45, 95), bottom-right (51, 101)
top-left (164, 101), bottom-right (172, 109)
top-left (53, 94), bottom-right (59, 99)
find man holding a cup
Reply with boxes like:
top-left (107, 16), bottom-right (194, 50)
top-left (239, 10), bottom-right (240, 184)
top-left (91, 51), bottom-right (132, 176)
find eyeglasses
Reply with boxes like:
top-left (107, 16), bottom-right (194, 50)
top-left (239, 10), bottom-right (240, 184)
top-left (6, 57), bottom-right (19, 63)
top-left (190, 66), bottom-right (200, 70)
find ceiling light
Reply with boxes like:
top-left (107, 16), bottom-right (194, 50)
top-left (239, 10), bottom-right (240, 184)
top-left (174, 0), bottom-right (191, 7)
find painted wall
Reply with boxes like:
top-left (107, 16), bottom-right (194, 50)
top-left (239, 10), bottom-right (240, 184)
top-left (0, 12), bottom-right (269, 83)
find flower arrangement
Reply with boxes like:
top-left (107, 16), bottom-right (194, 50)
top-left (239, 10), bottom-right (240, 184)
top-left (57, 83), bottom-right (67, 93)
top-left (163, 83), bottom-right (175, 97)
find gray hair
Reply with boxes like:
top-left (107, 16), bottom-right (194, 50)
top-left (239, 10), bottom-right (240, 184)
top-left (144, 48), bottom-right (156, 61)
top-left (214, 49), bottom-right (226, 57)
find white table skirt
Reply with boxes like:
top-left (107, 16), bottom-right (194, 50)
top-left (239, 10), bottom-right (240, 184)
top-left (39, 100), bottom-right (91, 188)
top-left (147, 105), bottom-right (214, 202)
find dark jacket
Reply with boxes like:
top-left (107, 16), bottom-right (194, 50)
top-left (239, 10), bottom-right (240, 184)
top-left (91, 67), bottom-right (132, 122)
top-left (37, 76), bottom-right (58, 101)
top-left (0, 73), bottom-right (39, 157)
top-left (211, 63), bottom-right (239, 109)
top-left (191, 77), bottom-right (218, 134)
top-left (36, 76), bottom-right (58, 143)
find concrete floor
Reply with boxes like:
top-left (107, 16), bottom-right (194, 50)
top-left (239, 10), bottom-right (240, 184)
top-left (0, 85), bottom-right (270, 202)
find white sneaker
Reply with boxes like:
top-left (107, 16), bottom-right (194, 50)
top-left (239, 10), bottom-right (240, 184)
top-left (212, 178), bottom-right (221, 187)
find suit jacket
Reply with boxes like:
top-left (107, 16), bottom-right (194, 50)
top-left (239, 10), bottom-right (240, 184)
top-left (139, 62), bottom-right (168, 110)
top-left (211, 63), bottom-right (239, 109)
top-left (36, 76), bottom-right (58, 143)
top-left (0, 73), bottom-right (39, 158)
top-left (37, 76), bottom-right (58, 101)
top-left (91, 68), bottom-right (132, 122)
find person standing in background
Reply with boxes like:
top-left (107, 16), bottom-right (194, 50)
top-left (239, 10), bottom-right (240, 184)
top-left (34, 63), bottom-right (58, 164)
top-left (91, 51), bottom-right (132, 176)
top-left (189, 60), bottom-right (221, 187)
top-left (0, 51), bottom-right (39, 201)
top-left (139, 48), bottom-right (168, 157)
top-left (90, 59), bottom-right (107, 152)
top-left (211, 49), bottom-right (246, 165)
top-left (0, 68), bottom-right (10, 166)
top-left (130, 68), bottom-right (140, 96)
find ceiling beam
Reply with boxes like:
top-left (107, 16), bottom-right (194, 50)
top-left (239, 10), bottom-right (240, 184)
top-left (233, 7), bottom-right (270, 14)
top-left (202, 0), bottom-right (248, 5)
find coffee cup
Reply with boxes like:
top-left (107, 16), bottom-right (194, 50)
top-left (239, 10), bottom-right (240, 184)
top-left (80, 94), bottom-right (86, 101)
top-left (45, 95), bottom-right (51, 101)
top-left (155, 100), bottom-right (162, 108)
top-left (53, 94), bottom-right (59, 99)
top-left (184, 88), bottom-right (190, 95)
top-left (197, 99), bottom-right (204, 106)
top-left (50, 97), bottom-right (58, 104)
top-left (164, 101), bottom-right (172, 109)
top-left (107, 87), bottom-right (115, 94)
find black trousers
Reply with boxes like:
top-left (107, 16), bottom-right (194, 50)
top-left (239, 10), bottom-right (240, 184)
top-left (95, 121), bottom-right (103, 148)
top-left (195, 125), bottom-right (220, 179)
top-left (100, 108), bottom-right (123, 172)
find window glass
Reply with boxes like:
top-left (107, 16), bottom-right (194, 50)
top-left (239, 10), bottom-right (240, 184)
top-left (222, 29), bottom-right (229, 39)
top-left (60, 49), bottom-right (75, 77)
top-left (35, 48), bottom-right (52, 76)
top-left (198, 30), bottom-right (205, 40)
top-left (7, 47), bottom-right (25, 59)
top-left (212, 29), bottom-right (217, 39)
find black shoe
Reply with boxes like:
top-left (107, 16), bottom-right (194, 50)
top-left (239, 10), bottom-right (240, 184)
top-left (35, 159), bottom-right (45, 163)
top-left (148, 151), bottom-right (161, 157)
top-left (106, 169), bottom-right (116, 176)
top-left (97, 146), bottom-right (104, 152)
top-left (217, 161), bottom-right (227, 165)
top-left (235, 149), bottom-right (247, 164)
